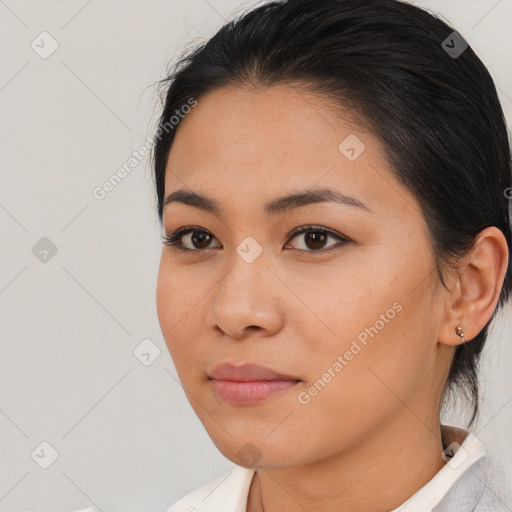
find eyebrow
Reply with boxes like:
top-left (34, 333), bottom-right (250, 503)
top-left (163, 187), bottom-right (373, 217)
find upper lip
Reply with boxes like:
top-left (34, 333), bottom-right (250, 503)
top-left (208, 362), bottom-right (300, 381)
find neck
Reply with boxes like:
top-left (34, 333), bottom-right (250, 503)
top-left (247, 414), bottom-right (448, 512)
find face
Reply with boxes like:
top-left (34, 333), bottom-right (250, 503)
top-left (156, 84), bottom-right (448, 468)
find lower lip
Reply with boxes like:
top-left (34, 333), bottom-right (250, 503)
top-left (209, 379), bottom-right (299, 405)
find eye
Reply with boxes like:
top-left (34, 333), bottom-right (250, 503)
top-left (161, 227), bottom-right (221, 251)
top-left (161, 225), bottom-right (350, 252)
top-left (284, 225), bottom-right (350, 251)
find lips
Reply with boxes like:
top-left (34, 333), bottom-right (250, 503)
top-left (208, 362), bottom-right (301, 405)
top-left (208, 362), bottom-right (301, 382)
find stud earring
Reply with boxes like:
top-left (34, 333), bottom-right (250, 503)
top-left (455, 325), bottom-right (466, 343)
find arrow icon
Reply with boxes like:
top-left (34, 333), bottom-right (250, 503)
top-left (134, 338), bottom-right (161, 366)
top-left (31, 31), bottom-right (59, 59)
top-left (31, 441), bottom-right (59, 468)
top-left (236, 236), bottom-right (263, 263)
top-left (338, 134), bottom-right (365, 161)
top-left (32, 237), bottom-right (58, 262)
top-left (441, 31), bottom-right (467, 59)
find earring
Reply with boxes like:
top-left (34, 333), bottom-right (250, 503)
top-left (455, 325), bottom-right (466, 343)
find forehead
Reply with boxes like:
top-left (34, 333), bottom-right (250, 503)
top-left (164, 84), bottom-right (414, 221)
top-left (168, 84), bottom-right (374, 167)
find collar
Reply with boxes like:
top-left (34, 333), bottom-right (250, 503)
top-left (390, 424), bottom-right (488, 511)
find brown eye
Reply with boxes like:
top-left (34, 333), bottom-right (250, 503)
top-left (162, 228), bottom-right (221, 251)
top-left (285, 226), bottom-right (349, 252)
top-left (189, 230), bottom-right (213, 249)
top-left (304, 230), bottom-right (328, 250)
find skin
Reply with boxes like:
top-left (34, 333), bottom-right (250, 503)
top-left (156, 84), bottom-right (509, 512)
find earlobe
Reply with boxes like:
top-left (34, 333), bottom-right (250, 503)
top-left (438, 314), bottom-right (469, 347)
top-left (455, 325), bottom-right (466, 343)
top-left (437, 226), bottom-right (509, 347)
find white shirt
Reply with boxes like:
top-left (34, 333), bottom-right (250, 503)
top-left (165, 425), bottom-right (512, 512)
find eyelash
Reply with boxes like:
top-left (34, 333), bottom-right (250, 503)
top-left (161, 225), bottom-right (350, 253)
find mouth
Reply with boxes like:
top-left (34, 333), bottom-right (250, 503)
top-left (207, 361), bottom-right (301, 405)
top-left (208, 378), bottom-right (300, 405)
top-left (208, 361), bottom-right (301, 380)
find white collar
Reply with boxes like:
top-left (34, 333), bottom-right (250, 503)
top-left (390, 426), bottom-right (487, 511)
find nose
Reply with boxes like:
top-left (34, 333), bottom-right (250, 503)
top-left (205, 248), bottom-right (284, 340)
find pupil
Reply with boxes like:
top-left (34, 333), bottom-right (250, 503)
top-left (306, 231), bottom-right (326, 250)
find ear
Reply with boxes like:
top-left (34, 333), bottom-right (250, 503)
top-left (438, 226), bottom-right (509, 346)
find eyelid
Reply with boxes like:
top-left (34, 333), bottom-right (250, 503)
top-left (161, 225), bottom-right (351, 252)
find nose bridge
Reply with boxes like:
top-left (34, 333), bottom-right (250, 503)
top-left (221, 236), bottom-right (268, 300)
top-left (206, 236), bottom-right (283, 337)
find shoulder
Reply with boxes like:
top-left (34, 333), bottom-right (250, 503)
top-left (165, 464), bottom-right (256, 512)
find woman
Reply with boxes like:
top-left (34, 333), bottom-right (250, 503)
top-left (152, 0), bottom-right (512, 510)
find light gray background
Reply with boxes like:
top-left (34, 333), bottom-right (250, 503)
top-left (0, 1), bottom-right (511, 511)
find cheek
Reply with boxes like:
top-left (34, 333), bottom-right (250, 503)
top-left (282, 260), bottom-right (390, 348)
top-left (288, 305), bottom-right (427, 458)
top-left (156, 259), bottom-right (191, 355)
top-left (290, 259), bottom-right (434, 414)
top-left (156, 257), bottom-right (208, 380)
top-left (156, 259), bottom-right (173, 333)
top-left (156, 257), bottom-right (197, 332)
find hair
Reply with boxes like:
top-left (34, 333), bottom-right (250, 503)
top-left (151, 0), bottom-right (512, 427)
